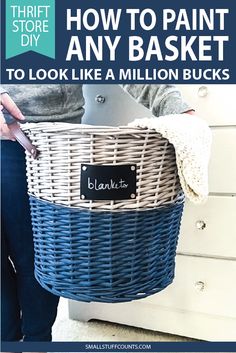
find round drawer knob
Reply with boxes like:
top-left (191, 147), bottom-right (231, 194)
top-left (196, 220), bottom-right (206, 230)
top-left (195, 281), bottom-right (205, 291)
top-left (198, 86), bottom-right (208, 97)
top-left (95, 95), bottom-right (106, 103)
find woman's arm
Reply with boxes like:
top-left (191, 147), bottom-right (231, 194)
top-left (120, 84), bottom-right (194, 116)
top-left (0, 88), bottom-right (25, 140)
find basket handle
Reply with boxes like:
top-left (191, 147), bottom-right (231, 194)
top-left (3, 109), bottom-right (39, 159)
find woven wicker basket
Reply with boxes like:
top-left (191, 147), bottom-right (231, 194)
top-left (24, 123), bottom-right (184, 303)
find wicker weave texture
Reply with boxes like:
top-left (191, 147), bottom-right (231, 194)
top-left (30, 196), bottom-right (184, 303)
top-left (24, 123), bottom-right (182, 210)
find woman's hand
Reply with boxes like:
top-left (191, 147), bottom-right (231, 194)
top-left (0, 110), bottom-right (15, 141)
top-left (0, 93), bottom-right (25, 141)
top-left (184, 109), bottom-right (196, 115)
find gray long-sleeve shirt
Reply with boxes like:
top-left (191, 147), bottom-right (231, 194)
top-left (0, 84), bottom-right (191, 122)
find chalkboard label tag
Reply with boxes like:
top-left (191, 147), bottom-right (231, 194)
top-left (80, 164), bottom-right (136, 201)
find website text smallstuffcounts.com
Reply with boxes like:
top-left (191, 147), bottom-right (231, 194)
top-left (85, 343), bottom-right (152, 350)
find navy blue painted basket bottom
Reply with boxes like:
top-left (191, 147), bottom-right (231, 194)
top-left (29, 196), bottom-right (184, 303)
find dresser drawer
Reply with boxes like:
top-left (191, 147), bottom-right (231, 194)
top-left (145, 255), bottom-right (236, 319)
top-left (82, 84), bottom-right (152, 126)
top-left (69, 254), bottom-right (236, 340)
top-left (208, 128), bottom-right (236, 193)
top-left (178, 196), bottom-right (236, 258)
top-left (178, 84), bottom-right (236, 126)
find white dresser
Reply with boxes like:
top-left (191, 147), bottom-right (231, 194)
top-left (68, 84), bottom-right (236, 341)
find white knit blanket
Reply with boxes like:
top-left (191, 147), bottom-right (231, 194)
top-left (129, 114), bottom-right (212, 204)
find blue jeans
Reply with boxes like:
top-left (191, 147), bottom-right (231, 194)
top-left (1, 140), bottom-right (59, 341)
